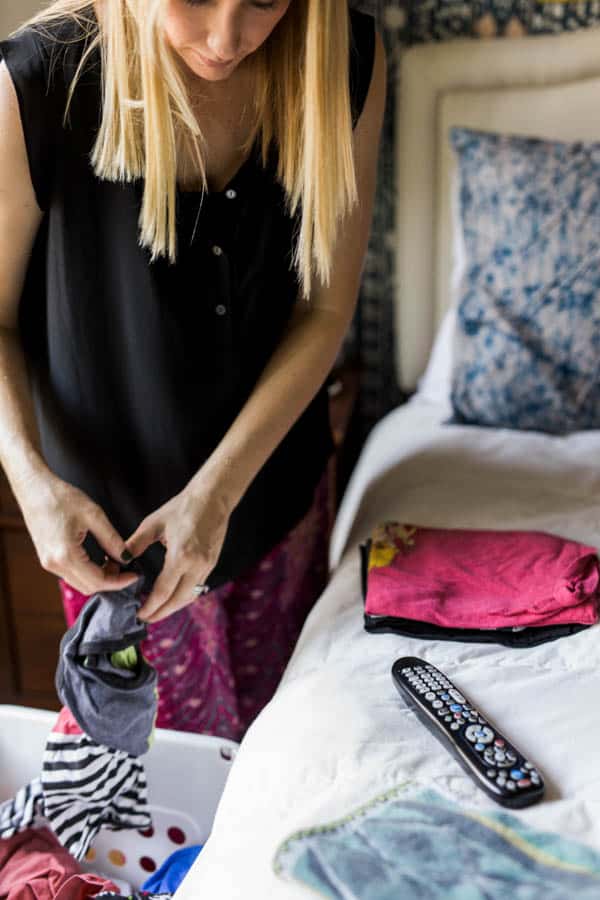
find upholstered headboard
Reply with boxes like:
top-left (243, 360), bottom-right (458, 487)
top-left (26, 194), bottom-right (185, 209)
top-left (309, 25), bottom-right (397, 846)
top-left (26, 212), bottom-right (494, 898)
top-left (395, 27), bottom-right (600, 392)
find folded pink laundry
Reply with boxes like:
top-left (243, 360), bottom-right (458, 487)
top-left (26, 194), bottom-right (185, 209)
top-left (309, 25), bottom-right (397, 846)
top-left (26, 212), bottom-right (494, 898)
top-left (365, 524), bottom-right (600, 629)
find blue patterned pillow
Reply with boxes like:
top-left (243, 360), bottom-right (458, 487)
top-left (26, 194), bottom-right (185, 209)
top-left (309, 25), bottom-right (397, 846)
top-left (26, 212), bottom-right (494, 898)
top-left (450, 127), bottom-right (600, 434)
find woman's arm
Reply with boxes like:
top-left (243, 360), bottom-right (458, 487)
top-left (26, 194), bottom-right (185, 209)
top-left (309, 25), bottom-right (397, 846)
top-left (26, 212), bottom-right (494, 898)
top-left (0, 61), bottom-right (137, 594)
top-left (132, 31), bottom-right (387, 622)
top-left (0, 60), bottom-right (47, 495)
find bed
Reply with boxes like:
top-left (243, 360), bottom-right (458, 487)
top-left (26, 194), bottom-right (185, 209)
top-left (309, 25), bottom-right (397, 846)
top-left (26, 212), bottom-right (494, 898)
top-left (176, 27), bottom-right (600, 898)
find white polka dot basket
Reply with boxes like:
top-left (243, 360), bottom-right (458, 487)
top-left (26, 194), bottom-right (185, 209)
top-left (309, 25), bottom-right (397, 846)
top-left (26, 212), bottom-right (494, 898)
top-left (0, 705), bottom-right (239, 890)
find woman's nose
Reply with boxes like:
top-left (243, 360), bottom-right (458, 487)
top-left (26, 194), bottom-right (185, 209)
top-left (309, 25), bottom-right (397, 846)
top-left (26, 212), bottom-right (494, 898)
top-left (206, 10), bottom-right (240, 61)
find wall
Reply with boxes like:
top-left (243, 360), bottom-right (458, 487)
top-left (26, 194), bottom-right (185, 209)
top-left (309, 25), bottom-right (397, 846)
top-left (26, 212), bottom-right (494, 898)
top-left (0, 1), bottom-right (44, 38)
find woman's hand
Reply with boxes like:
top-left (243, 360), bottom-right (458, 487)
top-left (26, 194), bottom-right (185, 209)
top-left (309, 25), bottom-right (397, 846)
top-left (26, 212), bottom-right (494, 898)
top-left (17, 468), bottom-right (140, 595)
top-left (124, 475), bottom-right (232, 624)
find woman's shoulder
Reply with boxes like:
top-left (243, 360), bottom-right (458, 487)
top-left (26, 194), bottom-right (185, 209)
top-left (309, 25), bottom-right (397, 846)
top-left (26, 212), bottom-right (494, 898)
top-left (348, 5), bottom-right (377, 128)
top-left (0, 10), bottom-right (99, 104)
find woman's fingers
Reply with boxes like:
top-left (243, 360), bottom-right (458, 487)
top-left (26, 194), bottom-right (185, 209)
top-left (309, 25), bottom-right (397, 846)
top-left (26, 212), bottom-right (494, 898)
top-left (142, 572), bottom-right (212, 624)
top-left (137, 558), bottom-right (183, 622)
top-left (62, 540), bottom-right (139, 596)
top-left (137, 541), bottom-right (212, 622)
top-left (86, 504), bottom-right (134, 566)
top-left (122, 514), bottom-right (164, 563)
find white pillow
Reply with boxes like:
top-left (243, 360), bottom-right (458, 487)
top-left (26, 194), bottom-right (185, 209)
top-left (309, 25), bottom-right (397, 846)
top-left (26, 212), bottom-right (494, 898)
top-left (416, 307), bottom-right (456, 407)
top-left (416, 162), bottom-right (464, 407)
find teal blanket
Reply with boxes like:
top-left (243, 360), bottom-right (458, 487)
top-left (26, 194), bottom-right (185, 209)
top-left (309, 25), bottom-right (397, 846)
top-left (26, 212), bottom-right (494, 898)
top-left (274, 786), bottom-right (600, 899)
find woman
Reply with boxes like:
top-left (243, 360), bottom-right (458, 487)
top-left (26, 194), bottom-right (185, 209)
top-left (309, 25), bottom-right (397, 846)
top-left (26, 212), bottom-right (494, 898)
top-left (0, 0), bottom-right (385, 741)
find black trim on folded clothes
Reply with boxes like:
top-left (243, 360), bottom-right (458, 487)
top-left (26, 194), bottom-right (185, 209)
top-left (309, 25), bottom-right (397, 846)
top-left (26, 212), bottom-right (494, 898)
top-left (359, 541), bottom-right (591, 648)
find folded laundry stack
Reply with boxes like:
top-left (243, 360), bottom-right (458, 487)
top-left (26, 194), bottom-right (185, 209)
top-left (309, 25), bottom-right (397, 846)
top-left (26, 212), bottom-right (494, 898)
top-left (361, 524), bottom-right (600, 647)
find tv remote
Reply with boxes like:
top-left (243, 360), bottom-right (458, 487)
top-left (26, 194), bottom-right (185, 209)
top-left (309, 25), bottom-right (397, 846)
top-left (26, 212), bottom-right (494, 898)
top-left (391, 657), bottom-right (545, 808)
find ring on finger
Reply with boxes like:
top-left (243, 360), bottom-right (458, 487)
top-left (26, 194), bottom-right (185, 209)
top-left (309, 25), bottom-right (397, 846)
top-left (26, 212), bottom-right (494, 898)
top-left (192, 583), bottom-right (210, 597)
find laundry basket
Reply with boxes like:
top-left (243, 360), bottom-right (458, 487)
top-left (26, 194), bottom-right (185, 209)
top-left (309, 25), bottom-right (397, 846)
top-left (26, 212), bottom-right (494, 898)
top-left (0, 705), bottom-right (239, 890)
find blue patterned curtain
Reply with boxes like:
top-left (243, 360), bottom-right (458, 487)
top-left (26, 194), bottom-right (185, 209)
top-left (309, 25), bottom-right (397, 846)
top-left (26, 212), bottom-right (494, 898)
top-left (348, 0), bottom-right (600, 441)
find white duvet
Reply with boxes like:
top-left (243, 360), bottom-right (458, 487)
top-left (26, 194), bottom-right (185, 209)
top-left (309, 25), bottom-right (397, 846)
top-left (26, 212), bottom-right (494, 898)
top-left (176, 397), bottom-right (600, 899)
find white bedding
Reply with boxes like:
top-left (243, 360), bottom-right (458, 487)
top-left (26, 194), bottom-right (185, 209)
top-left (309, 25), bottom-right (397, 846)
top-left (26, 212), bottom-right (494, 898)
top-left (176, 396), bottom-right (600, 898)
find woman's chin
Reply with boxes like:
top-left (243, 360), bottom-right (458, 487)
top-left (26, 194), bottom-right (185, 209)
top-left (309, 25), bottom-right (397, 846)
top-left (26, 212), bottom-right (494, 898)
top-left (186, 51), bottom-right (239, 82)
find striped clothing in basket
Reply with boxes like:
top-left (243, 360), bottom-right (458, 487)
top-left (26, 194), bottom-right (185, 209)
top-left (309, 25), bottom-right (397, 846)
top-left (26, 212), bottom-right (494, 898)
top-left (0, 707), bottom-right (151, 860)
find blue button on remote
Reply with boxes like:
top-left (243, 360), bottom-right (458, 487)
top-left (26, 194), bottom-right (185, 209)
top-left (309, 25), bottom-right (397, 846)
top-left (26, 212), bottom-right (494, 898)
top-left (510, 769), bottom-right (523, 780)
top-left (450, 704), bottom-right (462, 712)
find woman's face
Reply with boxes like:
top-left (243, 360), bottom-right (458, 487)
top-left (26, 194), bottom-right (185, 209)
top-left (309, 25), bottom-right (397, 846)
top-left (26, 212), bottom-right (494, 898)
top-left (164, 0), bottom-right (292, 83)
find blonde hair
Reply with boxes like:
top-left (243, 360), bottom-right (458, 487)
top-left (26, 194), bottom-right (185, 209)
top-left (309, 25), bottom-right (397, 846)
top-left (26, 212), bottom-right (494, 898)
top-left (17, 0), bottom-right (357, 298)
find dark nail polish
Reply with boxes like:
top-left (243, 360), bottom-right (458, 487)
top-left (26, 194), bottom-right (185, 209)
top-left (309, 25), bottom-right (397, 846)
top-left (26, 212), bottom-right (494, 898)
top-left (121, 549), bottom-right (133, 563)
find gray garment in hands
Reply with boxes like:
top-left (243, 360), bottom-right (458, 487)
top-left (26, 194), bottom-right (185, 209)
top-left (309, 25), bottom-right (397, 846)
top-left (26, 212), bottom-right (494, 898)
top-left (55, 575), bottom-right (158, 757)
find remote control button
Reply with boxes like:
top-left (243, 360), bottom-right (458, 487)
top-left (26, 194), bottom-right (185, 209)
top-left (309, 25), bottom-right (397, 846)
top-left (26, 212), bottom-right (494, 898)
top-left (465, 725), bottom-right (482, 743)
top-left (449, 689), bottom-right (466, 703)
top-left (432, 700), bottom-right (444, 709)
top-left (450, 722), bottom-right (460, 730)
top-left (517, 779), bottom-right (531, 788)
top-left (494, 739), bottom-right (505, 748)
top-left (425, 692), bottom-right (436, 700)
top-left (437, 709), bottom-right (447, 717)
top-left (506, 752), bottom-right (517, 763)
top-left (470, 727), bottom-right (494, 744)
top-left (477, 717), bottom-right (486, 724)
top-left (468, 714), bottom-right (478, 722)
top-left (495, 752), bottom-right (506, 762)
top-left (401, 667), bottom-right (412, 674)
top-left (524, 761), bottom-right (534, 770)
top-left (475, 742), bottom-right (485, 751)
top-left (450, 704), bottom-right (463, 713)
top-left (454, 713), bottom-right (463, 720)
top-left (497, 775), bottom-right (506, 786)
top-left (441, 693), bottom-right (450, 701)
top-left (486, 769), bottom-right (496, 778)
top-left (506, 781), bottom-right (516, 791)
top-left (444, 715), bottom-right (452, 722)
top-left (510, 769), bottom-right (524, 780)
top-left (530, 773), bottom-right (541, 785)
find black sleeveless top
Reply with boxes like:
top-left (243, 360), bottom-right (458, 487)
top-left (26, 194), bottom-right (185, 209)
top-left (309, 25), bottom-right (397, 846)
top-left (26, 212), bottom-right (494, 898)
top-left (0, 6), bottom-right (375, 589)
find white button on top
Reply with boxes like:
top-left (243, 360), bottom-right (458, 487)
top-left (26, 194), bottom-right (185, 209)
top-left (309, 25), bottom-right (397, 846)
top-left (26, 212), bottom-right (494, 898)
top-left (215, 304), bottom-right (227, 316)
top-left (225, 189), bottom-right (237, 200)
top-left (212, 245), bottom-right (223, 257)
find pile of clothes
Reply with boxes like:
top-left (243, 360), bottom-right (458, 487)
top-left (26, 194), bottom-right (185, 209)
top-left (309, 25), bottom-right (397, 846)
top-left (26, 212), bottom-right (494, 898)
top-left (0, 575), bottom-right (201, 898)
top-left (0, 828), bottom-right (200, 899)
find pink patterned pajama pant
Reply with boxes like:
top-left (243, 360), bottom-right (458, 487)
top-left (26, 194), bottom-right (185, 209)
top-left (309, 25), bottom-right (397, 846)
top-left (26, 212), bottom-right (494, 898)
top-left (58, 469), bottom-right (332, 743)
